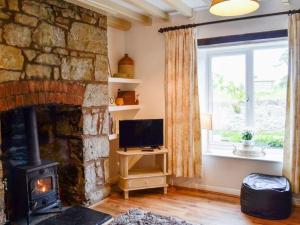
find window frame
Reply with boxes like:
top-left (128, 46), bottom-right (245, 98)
top-left (203, 39), bottom-right (288, 150)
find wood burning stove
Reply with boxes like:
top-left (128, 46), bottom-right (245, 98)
top-left (9, 107), bottom-right (62, 225)
top-left (12, 161), bottom-right (61, 224)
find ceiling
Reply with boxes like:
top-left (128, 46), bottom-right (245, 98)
top-left (111, 0), bottom-right (210, 13)
top-left (65, 0), bottom-right (291, 31)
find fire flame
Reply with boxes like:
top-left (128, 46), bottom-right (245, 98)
top-left (36, 179), bottom-right (49, 193)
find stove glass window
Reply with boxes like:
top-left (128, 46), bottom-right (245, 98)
top-left (32, 177), bottom-right (53, 195)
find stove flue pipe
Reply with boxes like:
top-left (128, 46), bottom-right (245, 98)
top-left (24, 106), bottom-right (41, 166)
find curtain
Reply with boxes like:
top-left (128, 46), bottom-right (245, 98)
top-left (283, 13), bottom-right (300, 194)
top-left (165, 28), bottom-right (202, 178)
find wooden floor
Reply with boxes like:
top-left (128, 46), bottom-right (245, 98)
top-left (93, 187), bottom-right (300, 225)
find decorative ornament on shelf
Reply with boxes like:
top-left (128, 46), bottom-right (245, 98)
top-left (118, 91), bottom-right (136, 105)
top-left (135, 94), bottom-right (140, 105)
top-left (233, 128), bottom-right (265, 158)
top-left (113, 54), bottom-right (135, 79)
top-left (241, 129), bottom-right (254, 147)
top-left (109, 97), bottom-right (115, 105)
top-left (210, 0), bottom-right (260, 17)
top-left (115, 98), bottom-right (124, 106)
top-left (114, 90), bottom-right (123, 106)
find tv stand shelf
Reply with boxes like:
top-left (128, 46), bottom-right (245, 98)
top-left (117, 149), bottom-right (168, 156)
top-left (117, 148), bottom-right (168, 199)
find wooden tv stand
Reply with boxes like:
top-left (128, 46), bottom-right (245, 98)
top-left (117, 148), bottom-right (168, 199)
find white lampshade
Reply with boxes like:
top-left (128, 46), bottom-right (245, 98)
top-left (210, 0), bottom-right (260, 17)
top-left (201, 113), bottom-right (212, 130)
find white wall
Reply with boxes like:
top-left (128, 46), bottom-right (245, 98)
top-left (107, 27), bottom-right (126, 184)
top-left (107, 27), bottom-right (126, 75)
top-left (123, 0), bottom-right (300, 195)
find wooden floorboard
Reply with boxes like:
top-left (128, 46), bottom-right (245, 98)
top-left (93, 187), bottom-right (300, 225)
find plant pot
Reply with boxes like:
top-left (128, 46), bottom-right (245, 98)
top-left (243, 140), bottom-right (253, 147)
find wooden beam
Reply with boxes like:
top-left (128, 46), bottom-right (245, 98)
top-left (124, 0), bottom-right (169, 20)
top-left (66, 0), bottom-right (151, 25)
top-left (65, 0), bottom-right (132, 30)
top-left (163, 0), bottom-right (193, 17)
top-left (201, 0), bottom-right (212, 5)
top-left (65, 0), bottom-right (114, 16)
top-left (107, 16), bottom-right (131, 31)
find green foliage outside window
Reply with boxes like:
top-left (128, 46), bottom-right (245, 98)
top-left (214, 75), bottom-right (245, 114)
top-left (214, 130), bottom-right (284, 148)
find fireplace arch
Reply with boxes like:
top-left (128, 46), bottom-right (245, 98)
top-left (0, 81), bottom-right (86, 112)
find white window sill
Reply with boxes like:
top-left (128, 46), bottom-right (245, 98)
top-left (203, 148), bottom-right (283, 163)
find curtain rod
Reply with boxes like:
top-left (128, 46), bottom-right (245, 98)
top-left (158, 9), bottom-right (300, 33)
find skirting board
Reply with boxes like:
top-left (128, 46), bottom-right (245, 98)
top-left (194, 184), bottom-right (240, 196)
top-left (174, 184), bottom-right (300, 207)
top-left (294, 197), bottom-right (300, 207)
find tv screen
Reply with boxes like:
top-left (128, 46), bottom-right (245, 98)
top-left (119, 119), bottom-right (163, 149)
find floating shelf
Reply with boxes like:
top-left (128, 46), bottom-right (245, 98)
top-left (108, 77), bottom-right (142, 84)
top-left (109, 105), bottom-right (141, 112)
top-left (108, 133), bottom-right (118, 140)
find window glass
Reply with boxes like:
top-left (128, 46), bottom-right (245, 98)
top-left (202, 40), bottom-right (288, 150)
top-left (211, 54), bottom-right (246, 144)
top-left (253, 48), bottom-right (288, 148)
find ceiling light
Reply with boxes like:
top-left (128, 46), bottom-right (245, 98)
top-left (210, 0), bottom-right (260, 17)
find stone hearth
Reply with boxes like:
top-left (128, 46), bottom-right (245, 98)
top-left (0, 0), bottom-right (110, 223)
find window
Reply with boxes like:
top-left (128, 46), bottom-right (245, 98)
top-left (199, 40), bottom-right (288, 150)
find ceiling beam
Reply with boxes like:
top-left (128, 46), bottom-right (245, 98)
top-left (65, 0), bottom-right (132, 30)
top-left (107, 16), bottom-right (131, 31)
top-left (201, 0), bottom-right (212, 7)
top-left (66, 0), bottom-right (151, 25)
top-left (163, 0), bottom-right (193, 18)
top-left (281, 0), bottom-right (290, 5)
top-left (124, 0), bottom-right (169, 20)
top-left (65, 0), bottom-right (116, 16)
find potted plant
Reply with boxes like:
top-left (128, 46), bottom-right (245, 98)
top-left (241, 129), bottom-right (254, 146)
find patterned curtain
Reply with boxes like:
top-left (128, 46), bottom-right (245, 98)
top-left (164, 28), bottom-right (202, 178)
top-left (283, 13), bottom-right (300, 194)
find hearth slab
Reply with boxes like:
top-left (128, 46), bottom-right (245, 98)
top-left (12, 207), bottom-right (68, 225)
top-left (36, 206), bottom-right (112, 225)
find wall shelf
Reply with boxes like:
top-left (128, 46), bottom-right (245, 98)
top-left (109, 105), bottom-right (141, 112)
top-left (108, 77), bottom-right (142, 84)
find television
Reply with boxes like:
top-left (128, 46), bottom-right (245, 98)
top-left (119, 119), bottom-right (163, 150)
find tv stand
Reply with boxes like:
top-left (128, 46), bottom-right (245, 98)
top-left (117, 148), bottom-right (168, 199)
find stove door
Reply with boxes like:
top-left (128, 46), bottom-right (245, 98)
top-left (30, 175), bottom-right (59, 211)
top-left (32, 176), bottom-right (53, 196)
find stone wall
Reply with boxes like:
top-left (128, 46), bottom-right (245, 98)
top-left (37, 106), bottom-right (85, 205)
top-left (0, 0), bottom-right (110, 223)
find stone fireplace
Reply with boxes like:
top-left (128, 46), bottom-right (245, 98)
top-left (0, 0), bottom-right (110, 223)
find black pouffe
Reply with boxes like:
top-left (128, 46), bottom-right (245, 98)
top-left (241, 173), bottom-right (292, 220)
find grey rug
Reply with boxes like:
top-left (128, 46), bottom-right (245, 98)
top-left (111, 208), bottom-right (198, 225)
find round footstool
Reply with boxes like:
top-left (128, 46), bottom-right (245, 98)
top-left (241, 173), bottom-right (292, 220)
